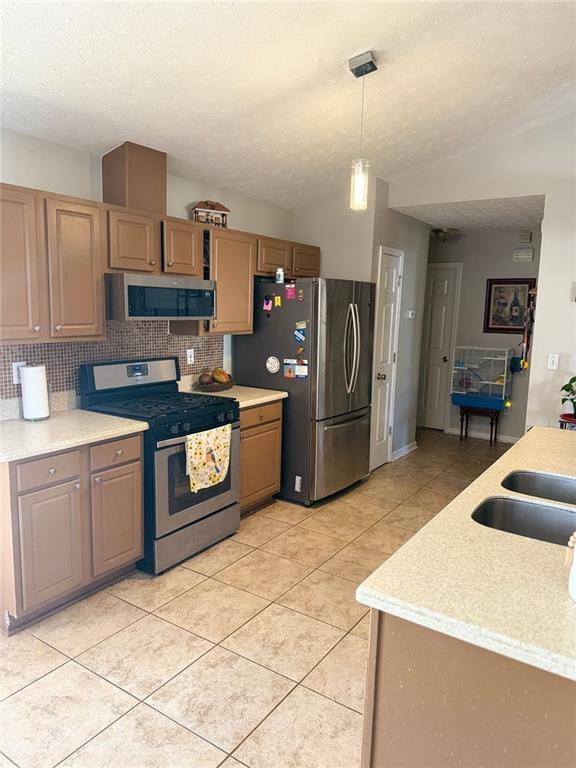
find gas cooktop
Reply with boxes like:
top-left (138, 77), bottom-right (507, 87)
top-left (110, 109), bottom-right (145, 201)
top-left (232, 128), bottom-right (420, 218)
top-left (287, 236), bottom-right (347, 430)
top-left (93, 392), bottom-right (231, 420)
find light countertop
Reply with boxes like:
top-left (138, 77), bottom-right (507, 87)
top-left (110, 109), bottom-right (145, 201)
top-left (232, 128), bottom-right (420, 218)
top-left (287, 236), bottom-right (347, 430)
top-left (0, 409), bottom-right (148, 462)
top-left (357, 427), bottom-right (576, 681)
top-left (186, 385), bottom-right (288, 410)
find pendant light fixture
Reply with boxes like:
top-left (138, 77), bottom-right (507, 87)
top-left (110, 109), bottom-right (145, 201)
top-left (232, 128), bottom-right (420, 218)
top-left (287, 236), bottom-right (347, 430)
top-left (348, 51), bottom-right (377, 211)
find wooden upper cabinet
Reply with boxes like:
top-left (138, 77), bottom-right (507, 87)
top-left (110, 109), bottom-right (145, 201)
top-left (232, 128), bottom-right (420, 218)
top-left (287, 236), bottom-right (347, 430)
top-left (102, 141), bottom-right (166, 214)
top-left (18, 479), bottom-right (85, 613)
top-left (209, 228), bottom-right (256, 334)
top-left (292, 243), bottom-right (321, 277)
top-left (163, 218), bottom-right (204, 276)
top-left (0, 185), bottom-right (45, 341)
top-left (45, 197), bottom-right (104, 338)
top-left (257, 236), bottom-right (293, 276)
top-left (108, 208), bottom-right (160, 272)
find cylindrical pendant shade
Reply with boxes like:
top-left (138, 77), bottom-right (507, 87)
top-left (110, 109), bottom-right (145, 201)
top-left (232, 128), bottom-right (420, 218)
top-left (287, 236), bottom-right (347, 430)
top-left (350, 159), bottom-right (369, 211)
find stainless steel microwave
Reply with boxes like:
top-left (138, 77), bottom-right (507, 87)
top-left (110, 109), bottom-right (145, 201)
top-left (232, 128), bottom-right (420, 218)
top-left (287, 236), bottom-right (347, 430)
top-left (106, 273), bottom-right (216, 321)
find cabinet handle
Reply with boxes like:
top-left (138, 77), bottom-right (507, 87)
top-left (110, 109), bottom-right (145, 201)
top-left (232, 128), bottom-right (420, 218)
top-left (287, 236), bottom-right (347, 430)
top-left (259, 412), bottom-right (264, 420)
top-left (168, 260), bottom-right (174, 267)
top-left (33, 325), bottom-right (41, 332)
top-left (94, 477), bottom-right (102, 484)
top-left (73, 482), bottom-right (80, 490)
top-left (150, 260), bottom-right (156, 266)
top-left (212, 321), bottom-right (217, 328)
top-left (55, 325), bottom-right (63, 332)
top-left (115, 448), bottom-right (124, 456)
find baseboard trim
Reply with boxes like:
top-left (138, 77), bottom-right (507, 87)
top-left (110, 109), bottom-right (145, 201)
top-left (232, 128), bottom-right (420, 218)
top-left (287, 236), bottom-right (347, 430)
top-left (444, 427), bottom-right (519, 445)
top-left (391, 441), bottom-right (418, 461)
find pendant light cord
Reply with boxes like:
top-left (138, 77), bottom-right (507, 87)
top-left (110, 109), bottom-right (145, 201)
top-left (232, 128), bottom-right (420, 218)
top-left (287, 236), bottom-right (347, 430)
top-left (359, 76), bottom-right (365, 158)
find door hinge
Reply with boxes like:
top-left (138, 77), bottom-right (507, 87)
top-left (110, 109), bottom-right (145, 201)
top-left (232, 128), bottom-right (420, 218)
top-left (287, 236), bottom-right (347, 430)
top-left (388, 426), bottom-right (392, 436)
top-left (397, 275), bottom-right (402, 286)
top-left (392, 352), bottom-right (396, 363)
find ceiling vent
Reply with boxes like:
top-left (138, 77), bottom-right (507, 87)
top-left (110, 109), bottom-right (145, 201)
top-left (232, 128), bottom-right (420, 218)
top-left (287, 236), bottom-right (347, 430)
top-left (431, 227), bottom-right (461, 242)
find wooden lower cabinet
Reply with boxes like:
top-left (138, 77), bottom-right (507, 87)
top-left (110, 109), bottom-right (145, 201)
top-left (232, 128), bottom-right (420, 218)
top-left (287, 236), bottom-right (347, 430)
top-left (362, 611), bottom-right (576, 768)
top-left (91, 462), bottom-right (142, 577)
top-left (1, 435), bottom-right (143, 632)
top-left (239, 402), bottom-right (282, 512)
top-left (18, 479), bottom-right (84, 613)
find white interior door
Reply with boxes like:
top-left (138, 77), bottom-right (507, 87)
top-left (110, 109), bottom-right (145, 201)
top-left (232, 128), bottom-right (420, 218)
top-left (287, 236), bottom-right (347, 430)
top-left (370, 248), bottom-right (402, 470)
top-left (418, 263), bottom-right (461, 430)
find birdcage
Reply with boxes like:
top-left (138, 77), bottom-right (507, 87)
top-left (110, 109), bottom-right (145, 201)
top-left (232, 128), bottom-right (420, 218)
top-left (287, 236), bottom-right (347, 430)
top-left (451, 346), bottom-right (515, 410)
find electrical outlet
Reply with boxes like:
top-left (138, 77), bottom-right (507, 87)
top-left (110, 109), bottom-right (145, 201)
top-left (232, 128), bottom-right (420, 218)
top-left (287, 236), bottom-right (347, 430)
top-left (547, 353), bottom-right (559, 371)
top-left (186, 349), bottom-right (195, 365)
top-left (12, 361), bottom-right (26, 385)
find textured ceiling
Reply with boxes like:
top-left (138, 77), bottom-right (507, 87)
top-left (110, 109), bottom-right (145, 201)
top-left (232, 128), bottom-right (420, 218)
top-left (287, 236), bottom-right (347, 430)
top-left (394, 195), bottom-right (545, 232)
top-left (1, 2), bottom-right (575, 208)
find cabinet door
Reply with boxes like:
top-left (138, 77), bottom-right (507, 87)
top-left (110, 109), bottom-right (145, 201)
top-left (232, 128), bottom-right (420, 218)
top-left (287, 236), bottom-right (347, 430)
top-left (163, 218), bottom-right (203, 276)
top-left (257, 237), bottom-right (293, 276)
top-left (209, 228), bottom-right (257, 334)
top-left (292, 243), bottom-right (321, 277)
top-left (18, 480), bottom-right (84, 613)
top-left (108, 209), bottom-right (159, 272)
top-left (91, 461), bottom-right (142, 578)
top-left (240, 420), bottom-right (282, 510)
top-left (45, 197), bottom-right (104, 338)
top-left (0, 185), bottom-right (45, 341)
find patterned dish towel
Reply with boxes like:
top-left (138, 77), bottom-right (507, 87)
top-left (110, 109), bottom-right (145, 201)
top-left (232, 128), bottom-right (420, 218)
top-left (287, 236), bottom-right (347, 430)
top-left (185, 424), bottom-right (232, 493)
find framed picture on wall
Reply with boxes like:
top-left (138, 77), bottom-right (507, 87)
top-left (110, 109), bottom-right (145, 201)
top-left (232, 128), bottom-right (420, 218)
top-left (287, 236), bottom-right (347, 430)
top-left (483, 278), bottom-right (536, 333)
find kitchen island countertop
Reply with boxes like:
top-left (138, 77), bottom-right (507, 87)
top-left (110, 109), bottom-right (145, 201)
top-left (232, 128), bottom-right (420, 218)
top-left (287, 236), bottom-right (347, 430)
top-left (0, 409), bottom-right (148, 462)
top-left (357, 427), bottom-right (576, 680)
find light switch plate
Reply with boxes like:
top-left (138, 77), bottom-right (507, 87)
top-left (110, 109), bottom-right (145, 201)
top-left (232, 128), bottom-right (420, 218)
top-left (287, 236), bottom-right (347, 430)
top-left (547, 353), bottom-right (559, 370)
top-left (186, 349), bottom-right (195, 365)
top-left (12, 361), bottom-right (26, 385)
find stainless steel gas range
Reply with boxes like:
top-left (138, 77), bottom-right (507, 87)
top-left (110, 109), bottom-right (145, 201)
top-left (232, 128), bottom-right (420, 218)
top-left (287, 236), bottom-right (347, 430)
top-left (79, 357), bottom-right (240, 573)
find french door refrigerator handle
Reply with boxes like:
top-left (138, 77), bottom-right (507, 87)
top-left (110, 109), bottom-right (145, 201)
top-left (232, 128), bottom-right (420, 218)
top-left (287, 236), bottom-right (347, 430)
top-left (351, 303), bottom-right (361, 392)
top-left (343, 303), bottom-right (354, 394)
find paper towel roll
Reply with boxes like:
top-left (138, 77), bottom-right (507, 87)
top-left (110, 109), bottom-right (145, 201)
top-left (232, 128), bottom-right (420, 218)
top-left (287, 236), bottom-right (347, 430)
top-left (21, 365), bottom-right (50, 421)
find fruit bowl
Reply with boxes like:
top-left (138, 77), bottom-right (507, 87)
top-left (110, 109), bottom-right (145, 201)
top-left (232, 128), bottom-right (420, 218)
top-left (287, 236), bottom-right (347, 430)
top-left (193, 379), bottom-right (234, 393)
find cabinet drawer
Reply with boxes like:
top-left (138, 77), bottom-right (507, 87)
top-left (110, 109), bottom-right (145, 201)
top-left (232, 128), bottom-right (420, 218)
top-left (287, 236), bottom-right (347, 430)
top-left (240, 401), bottom-right (282, 430)
top-left (16, 450), bottom-right (80, 493)
top-left (90, 435), bottom-right (141, 471)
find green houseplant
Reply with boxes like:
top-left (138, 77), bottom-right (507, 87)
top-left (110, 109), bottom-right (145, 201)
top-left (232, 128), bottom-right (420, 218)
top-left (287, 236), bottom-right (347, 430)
top-left (560, 376), bottom-right (576, 415)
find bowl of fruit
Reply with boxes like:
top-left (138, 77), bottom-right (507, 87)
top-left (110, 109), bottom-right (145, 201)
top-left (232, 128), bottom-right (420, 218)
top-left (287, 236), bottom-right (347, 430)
top-left (193, 368), bottom-right (234, 392)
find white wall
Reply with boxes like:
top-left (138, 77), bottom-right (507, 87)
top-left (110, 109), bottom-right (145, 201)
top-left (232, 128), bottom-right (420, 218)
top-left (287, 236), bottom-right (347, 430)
top-left (389, 113), bottom-right (576, 428)
top-left (0, 128), bottom-right (103, 200)
top-left (372, 180), bottom-right (430, 452)
top-left (429, 230), bottom-right (541, 439)
top-left (291, 174), bottom-right (376, 281)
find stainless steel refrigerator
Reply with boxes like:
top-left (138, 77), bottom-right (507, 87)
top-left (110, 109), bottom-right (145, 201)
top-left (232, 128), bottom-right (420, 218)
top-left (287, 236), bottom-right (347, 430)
top-left (234, 278), bottom-right (375, 505)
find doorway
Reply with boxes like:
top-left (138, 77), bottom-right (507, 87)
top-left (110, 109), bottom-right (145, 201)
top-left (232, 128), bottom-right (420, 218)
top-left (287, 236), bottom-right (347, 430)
top-left (418, 263), bottom-right (462, 430)
top-left (370, 246), bottom-right (403, 470)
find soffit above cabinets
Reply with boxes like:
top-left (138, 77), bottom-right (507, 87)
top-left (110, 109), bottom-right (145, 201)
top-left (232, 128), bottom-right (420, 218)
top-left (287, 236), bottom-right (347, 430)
top-left (2, 3), bottom-right (575, 208)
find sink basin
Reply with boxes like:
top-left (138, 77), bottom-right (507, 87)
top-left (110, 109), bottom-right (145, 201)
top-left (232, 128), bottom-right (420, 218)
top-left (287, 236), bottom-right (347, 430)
top-left (472, 497), bottom-right (576, 546)
top-left (501, 470), bottom-right (576, 506)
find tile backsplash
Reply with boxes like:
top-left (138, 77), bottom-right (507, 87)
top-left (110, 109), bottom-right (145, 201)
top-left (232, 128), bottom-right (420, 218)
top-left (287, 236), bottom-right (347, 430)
top-left (0, 321), bottom-right (223, 400)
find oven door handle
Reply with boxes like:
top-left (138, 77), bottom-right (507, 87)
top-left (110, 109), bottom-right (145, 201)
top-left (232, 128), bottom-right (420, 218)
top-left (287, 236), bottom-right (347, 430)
top-left (156, 422), bottom-right (240, 449)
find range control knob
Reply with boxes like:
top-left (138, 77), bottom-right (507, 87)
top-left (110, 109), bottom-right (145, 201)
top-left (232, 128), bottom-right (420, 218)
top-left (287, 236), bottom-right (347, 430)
top-left (169, 423), bottom-right (180, 435)
top-left (182, 422), bottom-right (191, 433)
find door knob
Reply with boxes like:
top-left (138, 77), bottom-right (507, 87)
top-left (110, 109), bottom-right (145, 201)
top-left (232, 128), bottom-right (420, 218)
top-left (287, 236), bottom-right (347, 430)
top-left (55, 325), bottom-right (63, 332)
top-left (376, 373), bottom-right (387, 381)
top-left (33, 325), bottom-right (41, 332)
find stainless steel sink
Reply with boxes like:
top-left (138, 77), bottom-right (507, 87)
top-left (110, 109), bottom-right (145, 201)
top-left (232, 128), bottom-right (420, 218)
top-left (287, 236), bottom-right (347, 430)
top-left (472, 497), bottom-right (576, 546)
top-left (501, 470), bottom-right (576, 506)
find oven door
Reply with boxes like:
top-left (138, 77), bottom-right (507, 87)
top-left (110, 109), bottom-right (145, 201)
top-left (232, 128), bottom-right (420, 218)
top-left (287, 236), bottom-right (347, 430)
top-left (155, 424), bottom-right (240, 537)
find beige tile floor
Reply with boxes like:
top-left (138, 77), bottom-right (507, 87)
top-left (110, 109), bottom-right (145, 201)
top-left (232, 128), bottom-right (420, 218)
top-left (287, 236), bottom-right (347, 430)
top-left (0, 429), bottom-right (509, 768)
